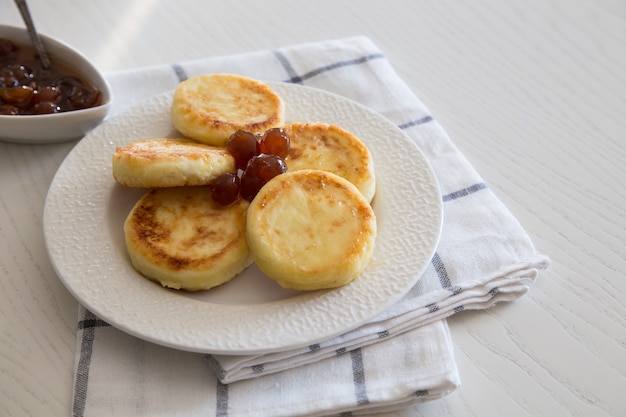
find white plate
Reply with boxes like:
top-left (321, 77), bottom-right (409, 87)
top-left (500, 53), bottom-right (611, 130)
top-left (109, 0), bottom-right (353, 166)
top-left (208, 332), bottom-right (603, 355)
top-left (43, 82), bottom-right (442, 355)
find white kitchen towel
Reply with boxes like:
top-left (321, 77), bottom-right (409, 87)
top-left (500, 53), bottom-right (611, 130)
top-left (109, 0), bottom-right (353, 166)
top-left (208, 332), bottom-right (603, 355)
top-left (72, 36), bottom-right (549, 417)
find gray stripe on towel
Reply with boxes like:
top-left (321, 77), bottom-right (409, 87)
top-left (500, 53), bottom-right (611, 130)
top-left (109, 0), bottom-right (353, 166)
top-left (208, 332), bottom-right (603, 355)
top-left (398, 115), bottom-right (433, 129)
top-left (216, 379), bottom-right (229, 417)
top-left (172, 64), bottom-right (188, 82)
top-left (442, 183), bottom-right (487, 202)
top-left (273, 50), bottom-right (385, 84)
top-left (72, 309), bottom-right (98, 417)
top-left (350, 348), bottom-right (370, 406)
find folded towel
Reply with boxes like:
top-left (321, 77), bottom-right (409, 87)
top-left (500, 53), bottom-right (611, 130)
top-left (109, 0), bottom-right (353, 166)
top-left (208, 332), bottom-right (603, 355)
top-left (72, 36), bottom-right (549, 417)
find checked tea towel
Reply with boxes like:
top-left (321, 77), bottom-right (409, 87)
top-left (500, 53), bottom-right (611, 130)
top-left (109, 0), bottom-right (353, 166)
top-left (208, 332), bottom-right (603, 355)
top-left (72, 36), bottom-right (549, 417)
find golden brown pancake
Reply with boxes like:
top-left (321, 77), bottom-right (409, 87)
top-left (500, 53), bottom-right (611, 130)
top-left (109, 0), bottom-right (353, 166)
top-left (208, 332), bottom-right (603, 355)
top-left (124, 186), bottom-right (252, 291)
top-left (171, 73), bottom-right (284, 146)
top-left (112, 138), bottom-right (235, 188)
top-left (283, 122), bottom-right (376, 203)
top-left (246, 169), bottom-right (377, 291)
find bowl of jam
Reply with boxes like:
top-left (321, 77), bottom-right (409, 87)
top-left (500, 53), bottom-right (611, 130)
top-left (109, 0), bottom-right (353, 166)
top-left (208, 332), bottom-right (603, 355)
top-left (0, 24), bottom-right (112, 144)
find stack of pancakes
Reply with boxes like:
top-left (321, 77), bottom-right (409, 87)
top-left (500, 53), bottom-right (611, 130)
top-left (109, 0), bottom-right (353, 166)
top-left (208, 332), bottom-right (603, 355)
top-left (113, 73), bottom-right (377, 292)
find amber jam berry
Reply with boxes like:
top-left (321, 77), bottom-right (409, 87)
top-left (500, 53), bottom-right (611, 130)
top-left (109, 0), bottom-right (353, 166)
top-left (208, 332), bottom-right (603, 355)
top-left (209, 173), bottom-right (241, 206)
top-left (258, 127), bottom-right (290, 159)
top-left (0, 38), bottom-right (102, 115)
top-left (211, 128), bottom-right (291, 205)
top-left (239, 171), bottom-right (266, 202)
top-left (226, 130), bottom-right (260, 170)
top-left (0, 39), bottom-right (16, 57)
top-left (240, 154), bottom-right (287, 201)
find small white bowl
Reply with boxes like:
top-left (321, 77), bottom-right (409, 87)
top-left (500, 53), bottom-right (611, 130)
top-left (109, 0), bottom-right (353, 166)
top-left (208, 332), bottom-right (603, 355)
top-left (0, 24), bottom-right (111, 144)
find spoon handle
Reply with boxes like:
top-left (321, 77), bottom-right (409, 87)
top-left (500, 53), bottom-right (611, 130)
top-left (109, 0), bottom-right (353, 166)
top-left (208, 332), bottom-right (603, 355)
top-left (14, 0), bottom-right (52, 70)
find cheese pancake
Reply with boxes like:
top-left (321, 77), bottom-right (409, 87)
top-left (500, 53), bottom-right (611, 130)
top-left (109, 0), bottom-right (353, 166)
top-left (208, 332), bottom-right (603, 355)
top-left (246, 170), bottom-right (377, 291)
top-left (124, 186), bottom-right (252, 291)
top-left (171, 74), bottom-right (284, 146)
top-left (112, 138), bottom-right (235, 188)
top-left (283, 122), bottom-right (376, 203)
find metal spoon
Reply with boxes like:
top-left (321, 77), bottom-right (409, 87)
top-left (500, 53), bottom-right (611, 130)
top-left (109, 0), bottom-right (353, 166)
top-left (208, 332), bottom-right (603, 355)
top-left (14, 0), bottom-right (52, 69)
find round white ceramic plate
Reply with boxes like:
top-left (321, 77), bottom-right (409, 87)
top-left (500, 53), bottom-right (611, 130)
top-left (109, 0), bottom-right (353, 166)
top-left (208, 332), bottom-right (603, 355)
top-left (43, 82), bottom-right (442, 355)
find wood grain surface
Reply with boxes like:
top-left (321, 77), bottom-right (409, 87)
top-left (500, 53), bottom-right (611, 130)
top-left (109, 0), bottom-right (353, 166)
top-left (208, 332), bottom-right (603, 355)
top-left (0, 1), bottom-right (624, 416)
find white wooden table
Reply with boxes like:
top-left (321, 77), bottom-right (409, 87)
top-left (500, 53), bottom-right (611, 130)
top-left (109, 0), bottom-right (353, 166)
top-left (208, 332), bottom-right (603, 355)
top-left (1, 1), bottom-right (624, 416)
